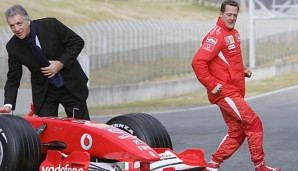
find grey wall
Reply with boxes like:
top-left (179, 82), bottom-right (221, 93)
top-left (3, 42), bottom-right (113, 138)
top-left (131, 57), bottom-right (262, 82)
top-left (2, 60), bottom-right (298, 115)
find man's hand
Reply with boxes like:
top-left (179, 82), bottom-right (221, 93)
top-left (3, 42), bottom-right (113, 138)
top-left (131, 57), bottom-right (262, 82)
top-left (41, 60), bottom-right (64, 78)
top-left (0, 106), bottom-right (12, 114)
top-left (211, 83), bottom-right (222, 95)
top-left (244, 68), bottom-right (252, 78)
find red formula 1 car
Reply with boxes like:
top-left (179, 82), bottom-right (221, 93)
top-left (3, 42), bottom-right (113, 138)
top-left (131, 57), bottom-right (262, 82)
top-left (0, 105), bottom-right (206, 171)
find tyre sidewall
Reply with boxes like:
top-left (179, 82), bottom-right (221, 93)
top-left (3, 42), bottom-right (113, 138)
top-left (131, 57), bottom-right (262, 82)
top-left (0, 115), bottom-right (41, 171)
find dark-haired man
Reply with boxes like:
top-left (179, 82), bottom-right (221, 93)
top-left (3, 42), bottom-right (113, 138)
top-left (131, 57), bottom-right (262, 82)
top-left (192, 1), bottom-right (281, 171)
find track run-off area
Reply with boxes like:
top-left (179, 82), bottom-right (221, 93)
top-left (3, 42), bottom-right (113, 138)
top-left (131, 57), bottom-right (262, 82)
top-left (94, 85), bottom-right (298, 171)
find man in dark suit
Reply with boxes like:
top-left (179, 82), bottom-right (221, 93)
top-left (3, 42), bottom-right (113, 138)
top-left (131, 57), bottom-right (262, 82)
top-left (0, 4), bottom-right (90, 120)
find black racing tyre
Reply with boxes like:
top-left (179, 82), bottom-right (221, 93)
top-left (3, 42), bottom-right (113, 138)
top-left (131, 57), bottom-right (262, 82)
top-left (106, 113), bottom-right (173, 149)
top-left (0, 114), bottom-right (42, 171)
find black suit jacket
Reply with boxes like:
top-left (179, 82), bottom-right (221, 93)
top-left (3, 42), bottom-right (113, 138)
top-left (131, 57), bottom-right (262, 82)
top-left (4, 18), bottom-right (89, 113)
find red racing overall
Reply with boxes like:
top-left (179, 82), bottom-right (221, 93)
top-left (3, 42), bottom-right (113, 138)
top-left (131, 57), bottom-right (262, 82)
top-left (192, 17), bottom-right (264, 165)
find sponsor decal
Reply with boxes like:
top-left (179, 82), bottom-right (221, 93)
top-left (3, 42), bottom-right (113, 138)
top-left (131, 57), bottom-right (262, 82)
top-left (235, 33), bottom-right (240, 42)
top-left (80, 133), bottom-right (92, 150)
top-left (228, 44), bottom-right (236, 50)
top-left (107, 128), bottom-right (126, 134)
top-left (71, 120), bottom-right (88, 124)
top-left (133, 139), bottom-right (144, 145)
top-left (150, 151), bottom-right (157, 157)
top-left (206, 36), bottom-right (218, 45)
top-left (0, 129), bottom-right (8, 143)
top-left (85, 122), bottom-right (109, 129)
top-left (111, 124), bottom-right (133, 134)
top-left (159, 152), bottom-right (176, 159)
top-left (224, 35), bottom-right (235, 45)
top-left (202, 43), bottom-right (214, 52)
top-left (41, 164), bottom-right (84, 171)
top-left (118, 134), bottom-right (135, 139)
top-left (138, 145), bottom-right (152, 151)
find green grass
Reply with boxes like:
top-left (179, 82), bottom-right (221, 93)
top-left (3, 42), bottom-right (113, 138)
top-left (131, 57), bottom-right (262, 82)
top-left (88, 71), bottom-right (298, 115)
top-left (0, 0), bottom-right (218, 27)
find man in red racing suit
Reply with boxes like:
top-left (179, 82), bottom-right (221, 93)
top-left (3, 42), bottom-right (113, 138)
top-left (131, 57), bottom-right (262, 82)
top-left (192, 1), bottom-right (281, 171)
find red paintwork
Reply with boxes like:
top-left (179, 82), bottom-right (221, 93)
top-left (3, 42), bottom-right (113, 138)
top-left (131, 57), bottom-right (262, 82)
top-left (25, 116), bottom-right (160, 162)
top-left (154, 148), bottom-right (206, 168)
top-left (1, 105), bottom-right (206, 171)
top-left (39, 150), bottom-right (90, 171)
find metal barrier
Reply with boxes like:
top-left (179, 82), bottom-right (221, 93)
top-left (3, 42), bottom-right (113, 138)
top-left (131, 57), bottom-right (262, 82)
top-left (1, 13), bottom-right (298, 88)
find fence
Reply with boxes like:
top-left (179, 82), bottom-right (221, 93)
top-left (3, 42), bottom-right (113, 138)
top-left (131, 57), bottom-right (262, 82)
top-left (1, 13), bottom-right (298, 89)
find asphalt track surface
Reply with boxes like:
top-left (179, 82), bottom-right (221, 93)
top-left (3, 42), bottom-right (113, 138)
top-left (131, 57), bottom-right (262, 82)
top-left (93, 85), bottom-right (298, 171)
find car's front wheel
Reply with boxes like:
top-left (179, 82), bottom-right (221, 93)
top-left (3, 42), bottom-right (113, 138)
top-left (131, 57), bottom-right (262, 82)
top-left (0, 114), bottom-right (42, 171)
top-left (106, 113), bottom-right (173, 149)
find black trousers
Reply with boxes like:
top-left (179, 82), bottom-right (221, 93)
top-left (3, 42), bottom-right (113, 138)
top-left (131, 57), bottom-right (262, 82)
top-left (37, 84), bottom-right (90, 120)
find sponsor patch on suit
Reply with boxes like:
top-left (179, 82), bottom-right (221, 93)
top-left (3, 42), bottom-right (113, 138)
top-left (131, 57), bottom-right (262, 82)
top-left (224, 35), bottom-right (235, 45)
top-left (202, 43), bottom-right (215, 52)
top-left (206, 36), bottom-right (218, 45)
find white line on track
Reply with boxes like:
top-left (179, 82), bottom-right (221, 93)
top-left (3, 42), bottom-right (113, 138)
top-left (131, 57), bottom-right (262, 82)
top-left (149, 85), bottom-right (298, 115)
top-left (91, 85), bottom-right (298, 118)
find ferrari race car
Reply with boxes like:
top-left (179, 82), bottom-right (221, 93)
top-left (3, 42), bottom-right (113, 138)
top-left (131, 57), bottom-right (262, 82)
top-left (0, 105), bottom-right (206, 171)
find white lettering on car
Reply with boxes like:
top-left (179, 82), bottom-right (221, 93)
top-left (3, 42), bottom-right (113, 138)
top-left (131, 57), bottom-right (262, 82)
top-left (41, 164), bottom-right (84, 171)
top-left (138, 145), bottom-right (152, 151)
top-left (118, 134), bottom-right (135, 139)
top-left (110, 124), bottom-right (134, 134)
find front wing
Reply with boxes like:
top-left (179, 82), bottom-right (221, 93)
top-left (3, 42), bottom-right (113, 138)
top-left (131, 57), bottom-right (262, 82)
top-left (40, 148), bottom-right (206, 171)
